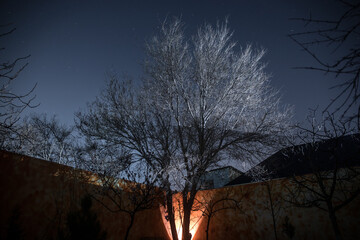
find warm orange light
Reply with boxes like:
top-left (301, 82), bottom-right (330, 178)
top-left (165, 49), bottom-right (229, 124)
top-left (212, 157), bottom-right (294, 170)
top-left (160, 201), bottom-right (203, 240)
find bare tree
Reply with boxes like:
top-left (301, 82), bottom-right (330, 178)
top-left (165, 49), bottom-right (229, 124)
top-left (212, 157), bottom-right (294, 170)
top-left (289, 0), bottom-right (360, 122)
top-left (0, 24), bottom-right (37, 144)
top-left (5, 113), bottom-right (76, 166)
top-left (194, 187), bottom-right (243, 240)
top-left (246, 165), bottom-right (284, 240)
top-left (76, 18), bottom-right (292, 240)
top-left (284, 112), bottom-right (360, 240)
top-left (76, 142), bottom-right (162, 240)
top-left (76, 118), bottom-right (161, 240)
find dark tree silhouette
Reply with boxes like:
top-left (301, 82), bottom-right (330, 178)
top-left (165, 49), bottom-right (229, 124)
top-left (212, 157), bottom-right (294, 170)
top-left (246, 165), bottom-right (284, 240)
top-left (59, 194), bottom-right (107, 240)
top-left (3, 113), bottom-right (76, 166)
top-left (6, 207), bottom-right (24, 240)
top-left (285, 112), bottom-right (360, 240)
top-left (77, 144), bottom-right (162, 240)
top-left (289, 1), bottom-right (360, 122)
top-left (281, 216), bottom-right (295, 240)
top-left (0, 24), bottom-right (37, 144)
top-left (195, 187), bottom-right (243, 240)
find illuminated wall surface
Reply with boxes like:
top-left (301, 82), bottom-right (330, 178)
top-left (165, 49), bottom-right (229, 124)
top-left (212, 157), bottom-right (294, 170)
top-left (1, 150), bottom-right (359, 240)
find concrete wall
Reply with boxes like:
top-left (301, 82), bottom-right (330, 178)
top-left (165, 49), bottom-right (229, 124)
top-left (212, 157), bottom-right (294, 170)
top-left (191, 178), bottom-right (360, 240)
top-left (0, 150), bottom-right (169, 240)
top-left (1, 150), bottom-right (359, 240)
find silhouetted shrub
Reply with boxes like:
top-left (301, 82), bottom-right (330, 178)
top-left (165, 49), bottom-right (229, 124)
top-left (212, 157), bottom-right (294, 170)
top-left (282, 216), bottom-right (295, 239)
top-left (6, 206), bottom-right (24, 240)
top-left (60, 194), bottom-right (107, 240)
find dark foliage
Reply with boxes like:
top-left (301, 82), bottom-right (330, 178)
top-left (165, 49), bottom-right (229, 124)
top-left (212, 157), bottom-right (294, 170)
top-left (281, 216), bottom-right (295, 239)
top-left (6, 207), bottom-right (24, 240)
top-left (59, 195), bottom-right (107, 240)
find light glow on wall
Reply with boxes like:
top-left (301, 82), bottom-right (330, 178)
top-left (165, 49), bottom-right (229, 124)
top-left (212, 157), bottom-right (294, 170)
top-left (160, 200), bottom-right (204, 240)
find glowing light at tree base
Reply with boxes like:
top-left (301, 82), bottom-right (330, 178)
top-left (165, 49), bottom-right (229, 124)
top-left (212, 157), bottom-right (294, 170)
top-left (160, 203), bottom-right (203, 240)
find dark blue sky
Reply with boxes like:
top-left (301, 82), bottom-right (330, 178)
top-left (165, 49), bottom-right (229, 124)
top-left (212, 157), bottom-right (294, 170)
top-left (1, 0), bottom-right (346, 126)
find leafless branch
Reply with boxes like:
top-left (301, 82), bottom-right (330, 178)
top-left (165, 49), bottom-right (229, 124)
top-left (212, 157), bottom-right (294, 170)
top-left (0, 24), bottom-right (38, 144)
top-left (289, 1), bottom-right (360, 121)
top-left (77, 18), bottom-right (293, 240)
top-left (284, 110), bottom-right (360, 240)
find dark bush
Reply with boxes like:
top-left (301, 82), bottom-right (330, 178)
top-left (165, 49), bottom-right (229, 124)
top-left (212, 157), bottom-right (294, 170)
top-left (60, 194), bottom-right (107, 240)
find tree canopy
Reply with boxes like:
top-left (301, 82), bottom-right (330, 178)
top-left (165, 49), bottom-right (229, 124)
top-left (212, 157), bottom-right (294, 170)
top-left (76, 18), bottom-right (293, 240)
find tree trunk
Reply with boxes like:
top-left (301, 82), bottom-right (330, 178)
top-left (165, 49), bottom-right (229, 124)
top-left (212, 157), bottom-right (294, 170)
top-left (182, 205), bottom-right (191, 240)
top-left (182, 191), bottom-right (196, 240)
top-left (265, 183), bottom-right (278, 240)
top-left (167, 191), bottom-right (178, 240)
top-left (327, 201), bottom-right (342, 240)
top-left (205, 214), bottom-right (212, 240)
top-left (124, 213), bottom-right (135, 240)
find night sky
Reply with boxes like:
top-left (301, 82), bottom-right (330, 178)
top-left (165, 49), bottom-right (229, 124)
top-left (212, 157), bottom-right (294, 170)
top-left (1, 0), bottom-right (346, 126)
